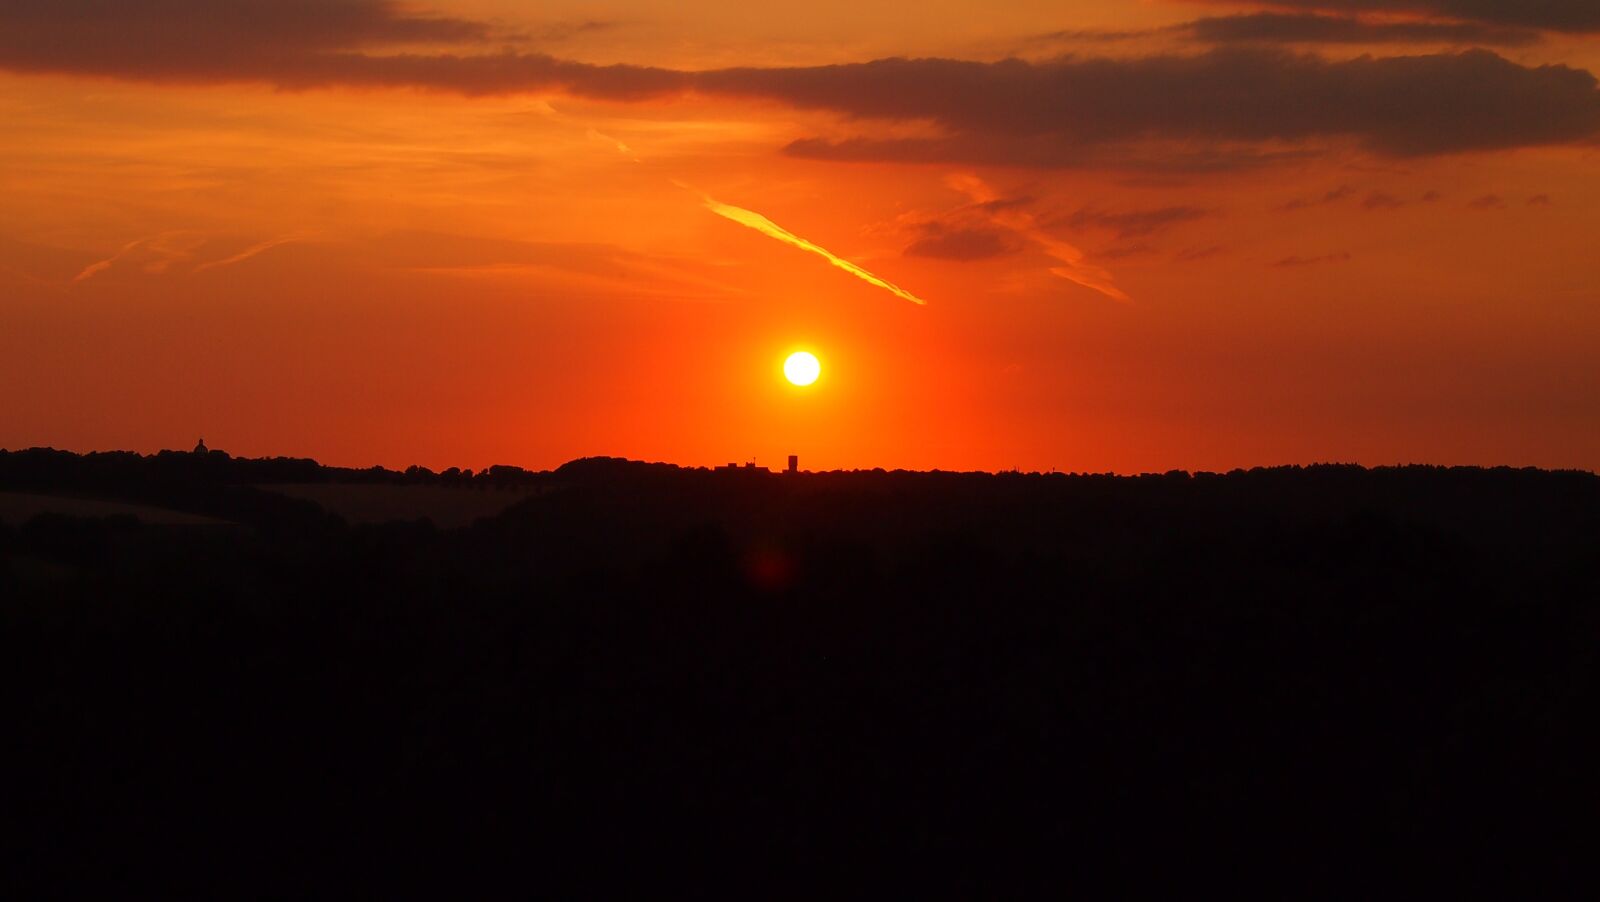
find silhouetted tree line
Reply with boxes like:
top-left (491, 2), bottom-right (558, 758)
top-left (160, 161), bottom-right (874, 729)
top-left (0, 447), bottom-right (545, 496)
top-left (2, 451), bottom-right (1598, 895)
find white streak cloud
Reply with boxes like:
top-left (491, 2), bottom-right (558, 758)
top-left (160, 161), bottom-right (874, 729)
top-left (685, 185), bottom-right (928, 306)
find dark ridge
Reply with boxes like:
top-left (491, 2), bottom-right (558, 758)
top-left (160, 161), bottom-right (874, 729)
top-left (3, 448), bottom-right (1598, 894)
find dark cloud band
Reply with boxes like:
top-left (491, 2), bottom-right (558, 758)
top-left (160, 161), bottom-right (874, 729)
top-left (2, 0), bottom-right (490, 59)
top-left (3, 2), bottom-right (1597, 166)
top-left (1190, 13), bottom-right (1540, 46)
top-left (714, 50), bottom-right (1600, 159)
top-left (1182, 0), bottom-right (1600, 33)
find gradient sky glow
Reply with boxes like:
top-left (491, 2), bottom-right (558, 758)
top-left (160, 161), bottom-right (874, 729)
top-left (2, 0), bottom-right (1598, 472)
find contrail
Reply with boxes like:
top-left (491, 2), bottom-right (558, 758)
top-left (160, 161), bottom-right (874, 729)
top-left (194, 234), bottom-right (305, 272)
top-left (72, 237), bottom-right (146, 283)
top-left (574, 123), bottom-right (922, 305)
top-left (586, 129), bottom-right (640, 162)
top-left (946, 173), bottom-right (1129, 303)
top-left (71, 231), bottom-right (209, 284)
top-left (685, 185), bottom-right (927, 306)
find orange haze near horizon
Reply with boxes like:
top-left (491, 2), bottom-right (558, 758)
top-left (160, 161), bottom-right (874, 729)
top-left (2, 1), bottom-right (1598, 473)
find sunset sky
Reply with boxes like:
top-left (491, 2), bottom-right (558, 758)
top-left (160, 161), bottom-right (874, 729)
top-left (3, 0), bottom-right (1597, 472)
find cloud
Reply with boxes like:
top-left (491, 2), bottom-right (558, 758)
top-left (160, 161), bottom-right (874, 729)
top-left (880, 182), bottom-right (1130, 300)
top-left (194, 235), bottom-right (308, 272)
top-left (687, 187), bottom-right (928, 306)
top-left (3, 0), bottom-right (491, 72)
top-left (943, 174), bottom-right (1130, 302)
top-left (1064, 206), bottom-right (1212, 238)
top-left (1468, 194), bottom-right (1508, 209)
top-left (1527, 194), bottom-right (1554, 205)
top-left (1181, 1), bottom-right (1600, 33)
top-left (1275, 252), bottom-right (1352, 266)
top-left (903, 226), bottom-right (1024, 261)
top-left (726, 49), bottom-right (1600, 162)
top-left (1362, 191), bottom-right (1406, 210)
top-left (1024, 12), bottom-right (1539, 49)
top-left (0, 2), bottom-right (674, 97)
top-left (1020, 27), bottom-right (1176, 46)
top-left (71, 231), bottom-right (207, 283)
top-left (1188, 13), bottom-right (1539, 46)
top-left (1280, 185), bottom-right (1356, 211)
top-left (782, 135), bottom-right (1313, 173)
top-left (587, 129), bottom-right (640, 161)
top-left (71, 232), bottom-right (310, 283)
top-left (3, 5), bottom-right (1598, 165)
top-left (72, 237), bottom-right (146, 283)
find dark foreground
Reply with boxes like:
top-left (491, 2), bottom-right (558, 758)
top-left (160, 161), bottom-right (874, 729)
top-left (4, 449), bottom-right (1598, 894)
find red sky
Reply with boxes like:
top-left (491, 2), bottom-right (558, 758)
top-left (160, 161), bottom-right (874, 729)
top-left (2, 0), bottom-right (1597, 472)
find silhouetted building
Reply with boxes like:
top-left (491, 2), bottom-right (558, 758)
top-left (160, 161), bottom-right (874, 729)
top-left (193, 438), bottom-right (208, 454)
top-left (788, 455), bottom-right (798, 474)
top-left (716, 460), bottom-right (770, 474)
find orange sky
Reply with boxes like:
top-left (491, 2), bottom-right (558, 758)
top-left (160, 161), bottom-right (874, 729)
top-left (2, 0), bottom-right (1598, 472)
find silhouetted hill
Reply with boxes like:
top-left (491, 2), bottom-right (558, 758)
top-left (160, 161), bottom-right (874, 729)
top-left (0, 446), bottom-right (546, 492)
top-left (2, 448), bottom-right (1597, 894)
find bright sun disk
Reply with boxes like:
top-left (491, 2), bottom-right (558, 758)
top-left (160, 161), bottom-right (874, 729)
top-left (784, 351), bottom-right (820, 386)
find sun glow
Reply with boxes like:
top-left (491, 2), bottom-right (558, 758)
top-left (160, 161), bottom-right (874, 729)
top-left (784, 351), bottom-right (821, 387)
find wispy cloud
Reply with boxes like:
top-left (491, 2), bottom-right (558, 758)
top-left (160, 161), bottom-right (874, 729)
top-left (683, 184), bottom-right (927, 306)
top-left (194, 234), bottom-right (308, 272)
top-left (72, 237), bottom-right (145, 283)
top-left (945, 174), bottom-right (1130, 303)
top-left (586, 129), bottom-right (639, 162)
top-left (71, 232), bottom-right (305, 282)
top-left (904, 225), bottom-right (1023, 261)
top-left (1065, 205), bottom-right (1212, 238)
top-left (1279, 185), bottom-right (1355, 212)
top-left (71, 231), bottom-right (205, 283)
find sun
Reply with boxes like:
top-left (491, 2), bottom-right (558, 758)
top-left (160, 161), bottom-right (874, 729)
top-left (784, 351), bottom-right (821, 387)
